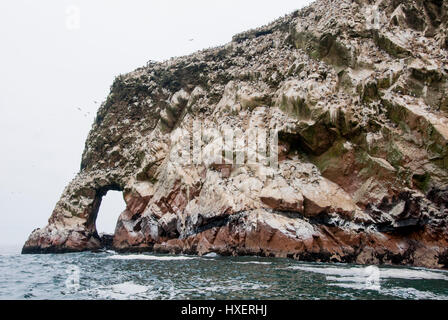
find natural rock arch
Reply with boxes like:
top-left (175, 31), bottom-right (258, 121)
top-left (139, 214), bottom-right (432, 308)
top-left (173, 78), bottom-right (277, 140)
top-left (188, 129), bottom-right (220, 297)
top-left (94, 189), bottom-right (127, 237)
top-left (86, 184), bottom-right (124, 238)
top-left (23, 0), bottom-right (448, 269)
top-left (23, 173), bottom-right (130, 253)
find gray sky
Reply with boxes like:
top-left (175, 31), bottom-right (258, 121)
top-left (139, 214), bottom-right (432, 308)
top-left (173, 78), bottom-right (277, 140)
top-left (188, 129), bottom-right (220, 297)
top-left (0, 0), bottom-right (313, 247)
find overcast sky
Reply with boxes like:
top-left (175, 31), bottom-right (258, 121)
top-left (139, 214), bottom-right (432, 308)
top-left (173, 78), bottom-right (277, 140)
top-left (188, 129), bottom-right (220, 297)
top-left (0, 0), bottom-right (313, 248)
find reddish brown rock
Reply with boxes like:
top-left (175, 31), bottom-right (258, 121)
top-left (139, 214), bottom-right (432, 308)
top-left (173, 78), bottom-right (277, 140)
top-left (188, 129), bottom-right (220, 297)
top-left (22, 0), bottom-right (448, 270)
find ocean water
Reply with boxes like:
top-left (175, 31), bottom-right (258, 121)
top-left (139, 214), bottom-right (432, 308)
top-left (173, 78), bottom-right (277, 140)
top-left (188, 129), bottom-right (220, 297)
top-left (0, 246), bottom-right (447, 300)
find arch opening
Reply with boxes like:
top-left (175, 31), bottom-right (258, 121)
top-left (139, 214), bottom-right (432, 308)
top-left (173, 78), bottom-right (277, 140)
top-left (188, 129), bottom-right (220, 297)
top-left (94, 190), bottom-right (126, 240)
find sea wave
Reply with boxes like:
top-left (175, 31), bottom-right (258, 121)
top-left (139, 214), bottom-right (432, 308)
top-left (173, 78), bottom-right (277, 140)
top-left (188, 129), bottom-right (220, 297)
top-left (235, 262), bottom-right (272, 265)
top-left (289, 264), bottom-right (448, 299)
top-left (289, 265), bottom-right (448, 281)
top-left (87, 282), bottom-right (151, 300)
top-left (328, 282), bottom-right (448, 300)
top-left (1, 252), bottom-right (446, 300)
top-left (202, 253), bottom-right (220, 258)
top-left (107, 254), bottom-right (196, 261)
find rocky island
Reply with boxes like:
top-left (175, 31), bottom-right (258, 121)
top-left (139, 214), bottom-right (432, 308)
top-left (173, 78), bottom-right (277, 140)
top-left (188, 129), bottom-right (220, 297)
top-left (23, 0), bottom-right (448, 269)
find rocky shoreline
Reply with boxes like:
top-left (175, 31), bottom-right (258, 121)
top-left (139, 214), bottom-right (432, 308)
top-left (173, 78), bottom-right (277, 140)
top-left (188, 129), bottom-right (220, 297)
top-left (23, 0), bottom-right (448, 269)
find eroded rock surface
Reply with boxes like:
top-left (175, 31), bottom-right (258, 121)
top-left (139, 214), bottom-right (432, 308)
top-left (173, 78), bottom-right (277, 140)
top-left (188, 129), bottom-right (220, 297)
top-left (23, 0), bottom-right (448, 269)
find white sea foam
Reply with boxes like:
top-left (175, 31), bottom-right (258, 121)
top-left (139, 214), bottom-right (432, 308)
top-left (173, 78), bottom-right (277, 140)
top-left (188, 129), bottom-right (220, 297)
top-left (107, 254), bottom-right (195, 261)
top-left (382, 287), bottom-right (448, 300)
top-left (380, 268), bottom-right (448, 280)
top-left (203, 252), bottom-right (220, 258)
top-left (289, 265), bottom-right (448, 281)
top-left (290, 264), bottom-right (448, 299)
top-left (328, 282), bottom-right (378, 291)
top-left (236, 262), bottom-right (272, 265)
top-left (290, 265), bottom-right (371, 277)
top-left (90, 281), bottom-right (150, 300)
top-left (326, 276), bottom-right (376, 283)
top-left (177, 280), bottom-right (270, 294)
top-left (109, 282), bottom-right (148, 296)
top-left (329, 283), bottom-right (448, 300)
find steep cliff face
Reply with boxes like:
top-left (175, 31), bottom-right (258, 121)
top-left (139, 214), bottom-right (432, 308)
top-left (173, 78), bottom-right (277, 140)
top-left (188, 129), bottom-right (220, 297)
top-left (23, 0), bottom-right (448, 269)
